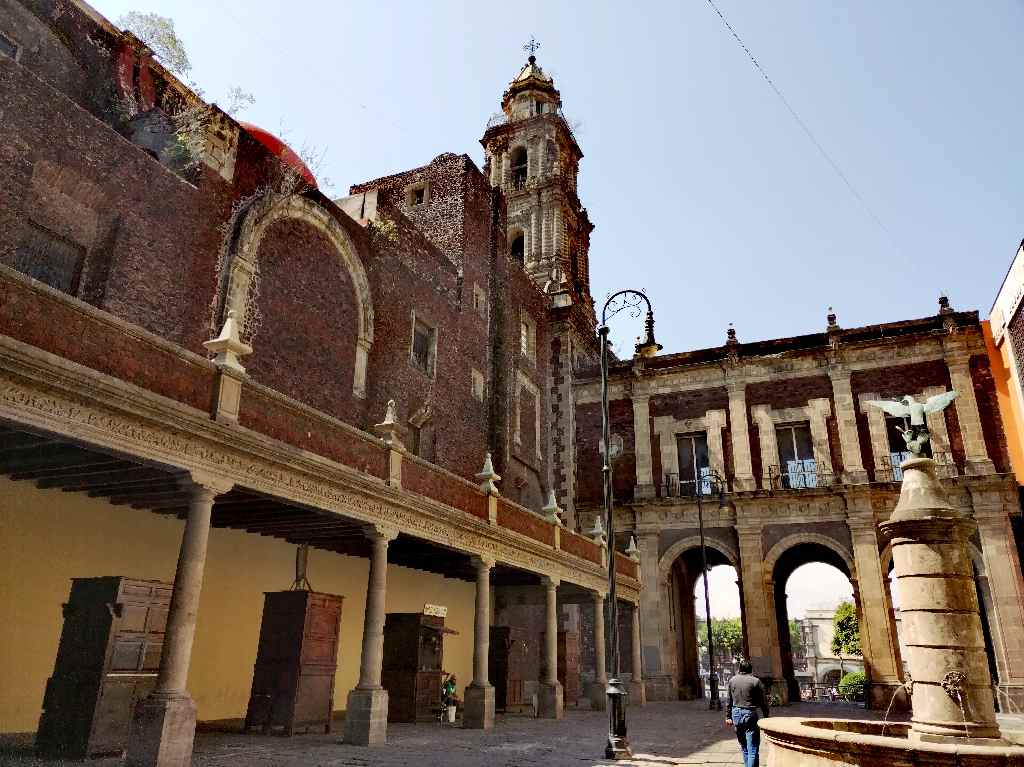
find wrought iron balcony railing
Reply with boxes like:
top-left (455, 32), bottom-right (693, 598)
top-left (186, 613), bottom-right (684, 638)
top-left (765, 459), bottom-right (834, 491)
top-left (872, 451), bottom-right (956, 482)
top-left (661, 470), bottom-right (728, 499)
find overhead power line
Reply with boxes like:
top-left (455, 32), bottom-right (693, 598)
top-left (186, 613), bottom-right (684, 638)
top-left (704, 0), bottom-right (895, 243)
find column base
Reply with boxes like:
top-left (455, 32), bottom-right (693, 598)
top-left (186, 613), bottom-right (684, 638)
top-left (867, 681), bottom-right (910, 712)
top-left (628, 680), bottom-right (647, 706)
top-left (343, 687), bottom-right (389, 746)
top-left (125, 692), bottom-right (197, 767)
top-left (588, 680), bottom-right (608, 710)
top-left (844, 468), bottom-right (869, 484)
top-left (965, 459), bottom-right (997, 476)
top-left (463, 684), bottom-right (495, 729)
top-left (538, 681), bottom-right (564, 719)
top-left (634, 483), bottom-right (657, 500)
top-left (644, 675), bottom-right (678, 701)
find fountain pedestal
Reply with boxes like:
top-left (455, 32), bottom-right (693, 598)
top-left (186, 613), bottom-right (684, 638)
top-left (879, 457), bottom-right (999, 743)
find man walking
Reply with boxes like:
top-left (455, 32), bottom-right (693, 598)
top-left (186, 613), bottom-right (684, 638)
top-left (725, 660), bottom-right (770, 767)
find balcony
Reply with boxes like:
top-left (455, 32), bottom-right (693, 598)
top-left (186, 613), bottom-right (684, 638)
top-left (873, 451), bottom-right (956, 482)
top-left (766, 459), bottom-right (834, 490)
top-left (661, 469), bottom-right (728, 499)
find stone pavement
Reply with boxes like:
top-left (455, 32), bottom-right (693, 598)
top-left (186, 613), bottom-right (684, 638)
top-left (0, 701), bottom-right (881, 767)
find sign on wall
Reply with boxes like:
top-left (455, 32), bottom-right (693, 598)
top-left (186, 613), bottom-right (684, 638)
top-left (424, 603), bottom-right (448, 617)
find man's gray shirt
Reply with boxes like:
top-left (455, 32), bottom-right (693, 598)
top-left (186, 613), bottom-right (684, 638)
top-left (726, 673), bottom-right (770, 716)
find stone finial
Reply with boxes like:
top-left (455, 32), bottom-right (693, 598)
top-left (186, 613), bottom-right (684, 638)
top-left (589, 514), bottom-right (607, 546)
top-left (725, 323), bottom-right (739, 364)
top-left (542, 489), bottom-right (564, 526)
top-left (939, 294), bottom-right (958, 334)
top-left (373, 399), bottom-right (405, 448)
top-left (826, 307), bottom-right (838, 330)
top-left (476, 452), bottom-right (501, 496)
top-left (826, 307), bottom-right (841, 351)
top-left (203, 310), bottom-right (253, 374)
top-left (938, 294), bottom-right (953, 314)
top-left (726, 323), bottom-right (737, 344)
top-left (625, 535), bottom-right (640, 562)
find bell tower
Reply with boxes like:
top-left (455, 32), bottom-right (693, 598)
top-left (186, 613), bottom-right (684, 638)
top-left (481, 47), bottom-right (595, 318)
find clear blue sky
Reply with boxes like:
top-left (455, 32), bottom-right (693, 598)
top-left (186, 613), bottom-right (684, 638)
top-left (91, 0), bottom-right (1024, 355)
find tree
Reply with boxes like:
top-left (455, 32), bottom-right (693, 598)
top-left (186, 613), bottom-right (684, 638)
top-left (830, 601), bottom-right (862, 657)
top-left (697, 617), bottom-right (744, 660)
top-left (117, 12), bottom-right (191, 77)
top-left (838, 671), bottom-right (866, 701)
top-left (789, 619), bottom-right (802, 652)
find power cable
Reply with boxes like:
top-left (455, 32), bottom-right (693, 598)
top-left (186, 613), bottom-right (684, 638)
top-left (704, 0), bottom-right (897, 244)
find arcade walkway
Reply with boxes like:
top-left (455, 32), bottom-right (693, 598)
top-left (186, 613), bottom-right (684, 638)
top-left (1, 701), bottom-right (883, 767)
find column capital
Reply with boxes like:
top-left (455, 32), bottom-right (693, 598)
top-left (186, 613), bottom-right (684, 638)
top-left (178, 470), bottom-right (233, 497)
top-left (592, 589), bottom-right (607, 603)
top-left (471, 555), bottom-right (496, 571)
top-left (363, 523), bottom-right (399, 543)
top-left (828, 365), bottom-right (852, 381)
top-left (540, 575), bottom-right (560, 589)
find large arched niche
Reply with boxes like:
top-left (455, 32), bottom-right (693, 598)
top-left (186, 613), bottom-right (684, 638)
top-left (219, 195), bottom-right (374, 403)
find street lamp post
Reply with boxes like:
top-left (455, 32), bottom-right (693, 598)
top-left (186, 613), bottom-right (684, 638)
top-left (599, 290), bottom-right (661, 760)
top-left (696, 478), bottom-right (722, 710)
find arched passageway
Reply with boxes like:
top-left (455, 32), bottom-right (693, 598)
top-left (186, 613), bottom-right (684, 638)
top-left (771, 542), bottom-right (855, 704)
top-left (668, 544), bottom-right (743, 700)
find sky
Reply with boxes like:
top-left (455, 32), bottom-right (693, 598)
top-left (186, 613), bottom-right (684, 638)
top-left (695, 564), bottom-right (857, 622)
top-left (88, 0), bottom-right (1020, 612)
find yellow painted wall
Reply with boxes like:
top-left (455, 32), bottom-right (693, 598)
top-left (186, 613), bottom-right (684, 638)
top-left (0, 476), bottom-right (475, 733)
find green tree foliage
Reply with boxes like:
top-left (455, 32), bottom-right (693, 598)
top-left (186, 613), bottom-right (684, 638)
top-left (838, 671), bottom-right (866, 700)
top-left (697, 617), bottom-right (744, 659)
top-left (789, 619), bottom-right (801, 651)
top-left (830, 601), bottom-right (862, 657)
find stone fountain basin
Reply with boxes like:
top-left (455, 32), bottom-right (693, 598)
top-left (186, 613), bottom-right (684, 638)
top-left (760, 717), bottom-right (1024, 767)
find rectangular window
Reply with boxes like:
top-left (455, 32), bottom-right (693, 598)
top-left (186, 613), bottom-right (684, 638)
top-left (0, 32), bottom-right (18, 60)
top-left (520, 315), bottom-right (536, 361)
top-left (885, 416), bottom-right (911, 481)
top-left (676, 433), bottom-right (710, 497)
top-left (13, 222), bottom-right (84, 296)
top-left (411, 317), bottom-right (436, 376)
top-left (471, 369), bottom-right (485, 402)
top-left (776, 423), bottom-right (817, 489)
top-left (412, 187), bottom-right (425, 205)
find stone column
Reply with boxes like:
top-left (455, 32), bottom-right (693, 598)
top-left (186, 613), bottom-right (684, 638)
top-left (880, 458), bottom-right (1000, 741)
top-left (974, 500), bottom-right (1024, 707)
top-left (829, 369), bottom-right (868, 483)
top-left (737, 525), bottom-right (783, 685)
top-left (126, 472), bottom-right (232, 767)
top-left (705, 409), bottom-right (728, 482)
top-left (630, 602), bottom-right (646, 706)
top-left (637, 531), bottom-right (673, 699)
top-left (807, 397), bottom-right (834, 480)
top-left (344, 524), bottom-right (397, 746)
top-left (945, 354), bottom-right (995, 475)
top-left (848, 512), bottom-right (905, 710)
top-left (538, 576), bottom-right (564, 719)
top-left (464, 557), bottom-right (495, 729)
top-left (590, 592), bottom-right (608, 711)
top-left (632, 395), bottom-right (655, 499)
top-left (727, 382), bottom-right (756, 490)
top-left (751, 406), bottom-right (779, 487)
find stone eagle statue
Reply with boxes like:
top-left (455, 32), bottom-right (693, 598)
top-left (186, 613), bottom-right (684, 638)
top-left (866, 392), bottom-right (958, 455)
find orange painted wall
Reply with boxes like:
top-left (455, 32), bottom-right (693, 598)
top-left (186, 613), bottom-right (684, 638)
top-left (982, 319), bottom-right (1024, 484)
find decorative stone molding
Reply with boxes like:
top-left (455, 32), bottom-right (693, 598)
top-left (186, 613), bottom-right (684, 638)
top-left (652, 408), bottom-right (728, 488)
top-left (762, 532), bottom-right (855, 577)
top-left (751, 399), bottom-right (833, 484)
top-left (203, 311), bottom-right (252, 425)
top-left (223, 195), bottom-right (374, 398)
top-left (658, 534), bottom-right (741, 582)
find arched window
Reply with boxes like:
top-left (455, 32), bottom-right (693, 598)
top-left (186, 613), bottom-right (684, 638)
top-left (510, 233), bottom-right (525, 265)
top-left (510, 147), bottom-right (528, 190)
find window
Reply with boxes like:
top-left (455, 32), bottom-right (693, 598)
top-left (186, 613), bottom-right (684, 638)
top-left (472, 283), bottom-right (487, 318)
top-left (535, 100), bottom-right (545, 115)
top-left (675, 433), bottom-right (711, 497)
top-left (510, 234), bottom-right (525, 265)
top-left (520, 315), bottom-right (536, 362)
top-left (885, 416), bottom-right (911, 481)
top-left (471, 369), bottom-right (485, 401)
top-left (510, 147), bottom-right (528, 190)
top-left (410, 316), bottom-right (437, 376)
top-left (776, 423), bottom-right (817, 488)
top-left (0, 32), bottom-right (18, 60)
top-left (13, 222), bottom-right (85, 296)
top-left (406, 182), bottom-right (429, 207)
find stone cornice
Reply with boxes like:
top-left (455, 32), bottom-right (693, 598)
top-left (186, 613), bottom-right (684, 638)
top-left (0, 334), bottom-right (638, 600)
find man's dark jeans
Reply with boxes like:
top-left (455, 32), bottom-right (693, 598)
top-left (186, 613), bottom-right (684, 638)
top-left (731, 706), bottom-right (760, 767)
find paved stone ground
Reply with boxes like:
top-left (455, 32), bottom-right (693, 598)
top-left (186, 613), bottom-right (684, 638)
top-left (0, 701), bottom-right (882, 767)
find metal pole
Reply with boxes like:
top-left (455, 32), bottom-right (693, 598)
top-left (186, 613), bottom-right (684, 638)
top-left (697, 487), bottom-right (721, 709)
top-left (600, 324), bottom-right (630, 759)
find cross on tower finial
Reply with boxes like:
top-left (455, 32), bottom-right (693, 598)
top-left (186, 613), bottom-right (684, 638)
top-left (523, 36), bottom-right (541, 60)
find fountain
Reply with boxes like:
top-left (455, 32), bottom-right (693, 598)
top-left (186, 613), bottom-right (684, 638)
top-left (760, 394), bottom-right (1024, 766)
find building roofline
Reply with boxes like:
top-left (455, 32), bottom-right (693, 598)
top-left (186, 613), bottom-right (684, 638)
top-left (988, 238), bottom-right (1024, 316)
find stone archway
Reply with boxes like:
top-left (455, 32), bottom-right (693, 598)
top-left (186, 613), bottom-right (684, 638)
top-left (220, 195), bottom-right (375, 398)
top-left (660, 536), bottom-right (743, 701)
top-left (765, 533), bottom-right (856, 704)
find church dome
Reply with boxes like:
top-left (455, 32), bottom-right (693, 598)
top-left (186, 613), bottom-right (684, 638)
top-left (239, 122), bottom-right (318, 187)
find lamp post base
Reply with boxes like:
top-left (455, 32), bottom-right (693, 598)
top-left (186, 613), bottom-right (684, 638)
top-left (605, 678), bottom-right (632, 759)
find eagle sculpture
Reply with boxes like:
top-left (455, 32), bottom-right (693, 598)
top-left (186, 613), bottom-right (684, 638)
top-left (866, 392), bottom-right (958, 455)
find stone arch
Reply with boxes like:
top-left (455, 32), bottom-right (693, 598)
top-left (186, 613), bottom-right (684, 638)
top-left (222, 195), bottom-right (374, 398)
top-left (659, 534), bottom-right (740, 583)
top-left (764, 532), bottom-right (855, 580)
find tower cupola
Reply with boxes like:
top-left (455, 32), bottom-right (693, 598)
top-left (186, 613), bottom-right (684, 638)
top-left (502, 55), bottom-right (562, 122)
